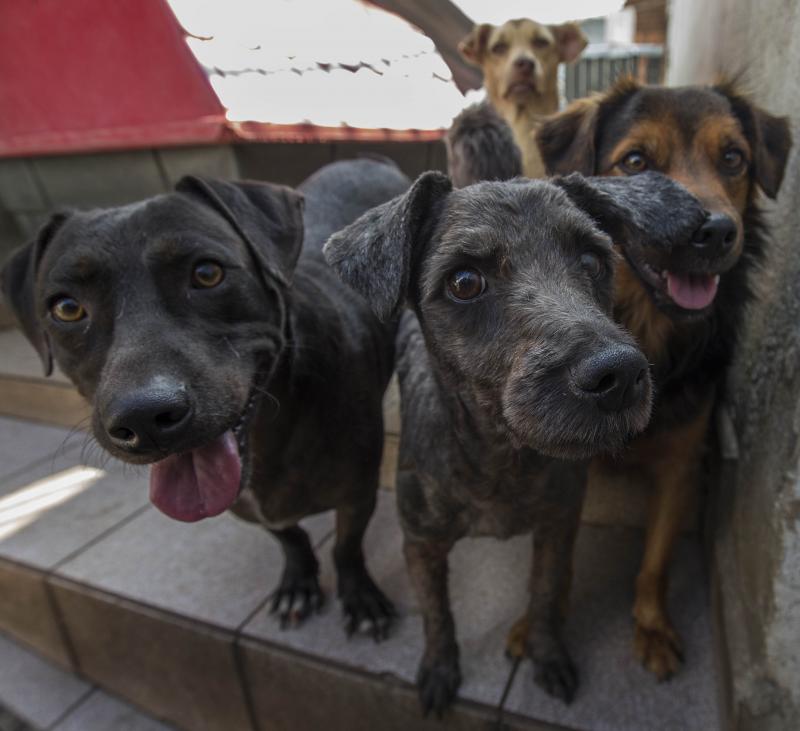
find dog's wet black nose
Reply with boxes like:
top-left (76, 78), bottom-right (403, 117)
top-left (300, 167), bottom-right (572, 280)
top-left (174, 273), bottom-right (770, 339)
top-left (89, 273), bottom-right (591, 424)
top-left (514, 57), bottom-right (535, 74)
top-left (571, 346), bottom-right (649, 413)
top-left (104, 384), bottom-right (192, 453)
top-left (691, 213), bottom-right (738, 254)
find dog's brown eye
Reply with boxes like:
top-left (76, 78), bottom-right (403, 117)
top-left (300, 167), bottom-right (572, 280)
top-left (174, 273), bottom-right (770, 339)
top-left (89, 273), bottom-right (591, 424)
top-left (51, 296), bottom-right (86, 323)
top-left (447, 269), bottom-right (486, 302)
top-left (532, 37), bottom-right (550, 49)
top-left (620, 151), bottom-right (648, 174)
top-left (580, 252), bottom-right (603, 278)
top-left (491, 42), bottom-right (509, 55)
top-left (721, 148), bottom-right (745, 172)
top-left (192, 261), bottom-right (224, 288)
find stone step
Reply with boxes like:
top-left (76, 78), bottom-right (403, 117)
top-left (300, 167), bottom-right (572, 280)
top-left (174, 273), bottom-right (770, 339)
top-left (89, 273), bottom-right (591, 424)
top-left (0, 631), bottom-right (174, 730)
top-left (0, 415), bottom-right (720, 731)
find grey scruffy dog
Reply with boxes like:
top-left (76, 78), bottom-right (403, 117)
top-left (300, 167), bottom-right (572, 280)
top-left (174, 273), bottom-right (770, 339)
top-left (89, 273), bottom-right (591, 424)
top-left (324, 171), bottom-right (708, 715)
top-left (1, 159), bottom-right (409, 638)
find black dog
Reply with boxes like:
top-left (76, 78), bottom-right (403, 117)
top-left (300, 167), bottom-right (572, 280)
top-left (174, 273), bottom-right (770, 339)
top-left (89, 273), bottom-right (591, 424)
top-left (446, 102), bottom-right (522, 187)
top-left (324, 171), bottom-right (708, 715)
top-left (1, 159), bottom-right (410, 636)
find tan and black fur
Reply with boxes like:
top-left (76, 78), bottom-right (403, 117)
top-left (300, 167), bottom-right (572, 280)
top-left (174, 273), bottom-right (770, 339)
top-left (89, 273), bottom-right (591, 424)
top-left (512, 78), bottom-right (793, 680)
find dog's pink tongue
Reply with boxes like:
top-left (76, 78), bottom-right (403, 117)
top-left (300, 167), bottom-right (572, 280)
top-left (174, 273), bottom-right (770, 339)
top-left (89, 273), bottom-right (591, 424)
top-left (149, 431), bottom-right (241, 522)
top-left (666, 272), bottom-right (719, 310)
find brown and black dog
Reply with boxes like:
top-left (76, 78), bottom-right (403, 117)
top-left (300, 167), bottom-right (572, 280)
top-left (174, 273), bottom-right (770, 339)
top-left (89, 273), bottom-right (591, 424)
top-left (507, 78), bottom-right (792, 680)
top-left (458, 18), bottom-right (587, 177)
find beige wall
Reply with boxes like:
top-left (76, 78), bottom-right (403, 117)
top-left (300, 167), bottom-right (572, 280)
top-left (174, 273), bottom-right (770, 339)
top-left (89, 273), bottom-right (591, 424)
top-left (667, 1), bottom-right (800, 729)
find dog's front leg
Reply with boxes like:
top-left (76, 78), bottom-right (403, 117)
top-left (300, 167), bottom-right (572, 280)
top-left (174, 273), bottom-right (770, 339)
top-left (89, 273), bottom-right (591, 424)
top-left (334, 495), bottom-right (395, 640)
top-left (268, 525), bottom-right (324, 627)
top-left (511, 467), bottom-right (584, 705)
top-left (524, 509), bottom-right (581, 703)
top-left (404, 537), bottom-right (459, 717)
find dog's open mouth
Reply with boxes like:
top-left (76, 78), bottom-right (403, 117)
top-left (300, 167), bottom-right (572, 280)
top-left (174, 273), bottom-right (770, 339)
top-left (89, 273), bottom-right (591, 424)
top-left (627, 255), bottom-right (720, 312)
top-left (148, 393), bottom-right (257, 523)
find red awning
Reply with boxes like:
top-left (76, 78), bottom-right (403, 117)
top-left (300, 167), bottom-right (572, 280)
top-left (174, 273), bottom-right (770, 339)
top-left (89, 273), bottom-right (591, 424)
top-left (0, 0), bottom-right (228, 157)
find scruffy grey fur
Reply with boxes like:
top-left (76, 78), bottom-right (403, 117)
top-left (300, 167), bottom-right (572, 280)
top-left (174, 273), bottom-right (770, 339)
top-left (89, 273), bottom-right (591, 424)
top-left (446, 102), bottom-right (522, 187)
top-left (324, 170), bottom-right (708, 716)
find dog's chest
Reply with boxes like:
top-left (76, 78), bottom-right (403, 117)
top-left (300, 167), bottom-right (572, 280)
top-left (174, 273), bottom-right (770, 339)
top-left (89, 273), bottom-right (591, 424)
top-left (464, 490), bottom-right (544, 539)
top-left (459, 469), bottom-right (568, 539)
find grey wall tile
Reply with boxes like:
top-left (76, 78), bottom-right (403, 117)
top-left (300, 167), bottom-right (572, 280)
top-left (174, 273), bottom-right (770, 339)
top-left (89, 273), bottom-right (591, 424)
top-left (235, 143), bottom-right (334, 186)
top-left (332, 141), bottom-right (430, 179)
top-left (0, 160), bottom-right (47, 212)
top-left (157, 145), bottom-right (239, 188)
top-left (31, 152), bottom-right (168, 209)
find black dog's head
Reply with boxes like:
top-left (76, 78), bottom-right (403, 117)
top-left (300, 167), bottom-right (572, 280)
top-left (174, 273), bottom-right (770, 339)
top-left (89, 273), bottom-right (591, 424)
top-left (325, 171), bottom-right (705, 459)
top-left (536, 79), bottom-right (793, 319)
top-left (1, 177), bottom-right (303, 521)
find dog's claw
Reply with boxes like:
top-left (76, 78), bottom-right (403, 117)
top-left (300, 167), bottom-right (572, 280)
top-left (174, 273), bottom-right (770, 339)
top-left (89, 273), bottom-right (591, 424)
top-left (340, 573), bottom-right (395, 642)
top-left (269, 573), bottom-right (324, 629)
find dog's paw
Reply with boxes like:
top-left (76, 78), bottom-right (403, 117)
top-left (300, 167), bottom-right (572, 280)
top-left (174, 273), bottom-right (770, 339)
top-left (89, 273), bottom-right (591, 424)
top-left (529, 632), bottom-right (578, 704)
top-left (417, 651), bottom-right (461, 718)
top-left (505, 615), bottom-right (529, 660)
top-left (634, 622), bottom-right (684, 680)
top-left (340, 573), bottom-right (395, 641)
top-left (269, 571), bottom-right (324, 629)
top-left (532, 650), bottom-right (578, 704)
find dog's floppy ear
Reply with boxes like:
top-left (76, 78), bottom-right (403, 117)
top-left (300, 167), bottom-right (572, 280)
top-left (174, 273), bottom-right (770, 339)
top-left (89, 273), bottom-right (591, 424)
top-left (323, 172), bottom-right (452, 322)
top-left (554, 172), bottom-right (708, 250)
top-left (176, 176), bottom-right (305, 286)
top-left (458, 24), bottom-right (493, 66)
top-left (537, 78), bottom-right (641, 175)
top-left (0, 213), bottom-right (69, 376)
top-left (549, 22), bottom-right (588, 63)
top-left (717, 87), bottom-right (793, 199)
top-left (536, 97), bottom-right (600, 175)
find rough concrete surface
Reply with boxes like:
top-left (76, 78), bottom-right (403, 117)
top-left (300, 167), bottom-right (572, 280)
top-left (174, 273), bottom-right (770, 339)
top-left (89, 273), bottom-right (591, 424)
top-left (668, 1), bottom-right (800, 728)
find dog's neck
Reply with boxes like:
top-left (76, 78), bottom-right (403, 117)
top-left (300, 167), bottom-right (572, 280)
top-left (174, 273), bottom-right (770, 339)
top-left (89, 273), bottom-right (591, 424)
top-left (491, 88), bottom-right (559, 179)
top-left (427, 353), bottom-right (547, 475)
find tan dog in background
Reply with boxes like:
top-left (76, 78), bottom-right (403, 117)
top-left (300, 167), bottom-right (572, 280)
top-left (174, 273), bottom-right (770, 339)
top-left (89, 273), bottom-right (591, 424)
top-left (458, 19), bottom-right (587, 177)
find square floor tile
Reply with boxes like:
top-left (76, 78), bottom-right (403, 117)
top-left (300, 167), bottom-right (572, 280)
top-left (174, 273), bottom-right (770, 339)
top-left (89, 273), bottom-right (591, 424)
top-left (241, 490), bottom-right (523, 710)
top-left (0, 417), bottom-right (78, 485)
top-left (502, 525), bottom-right (720, 731)
top-left (58, 507), bottom-right (331, 631)
top-left (0, 455), bottom-right (149, 570)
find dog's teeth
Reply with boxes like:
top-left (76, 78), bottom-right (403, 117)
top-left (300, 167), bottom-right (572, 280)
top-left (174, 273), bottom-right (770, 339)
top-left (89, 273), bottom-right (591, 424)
top-left (713, 274), bottom-right (720, 284)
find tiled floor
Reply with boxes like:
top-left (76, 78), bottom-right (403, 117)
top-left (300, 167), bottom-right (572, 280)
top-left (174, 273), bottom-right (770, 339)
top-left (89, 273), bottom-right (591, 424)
top-left (0, 413), bottom-right (721, 730)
